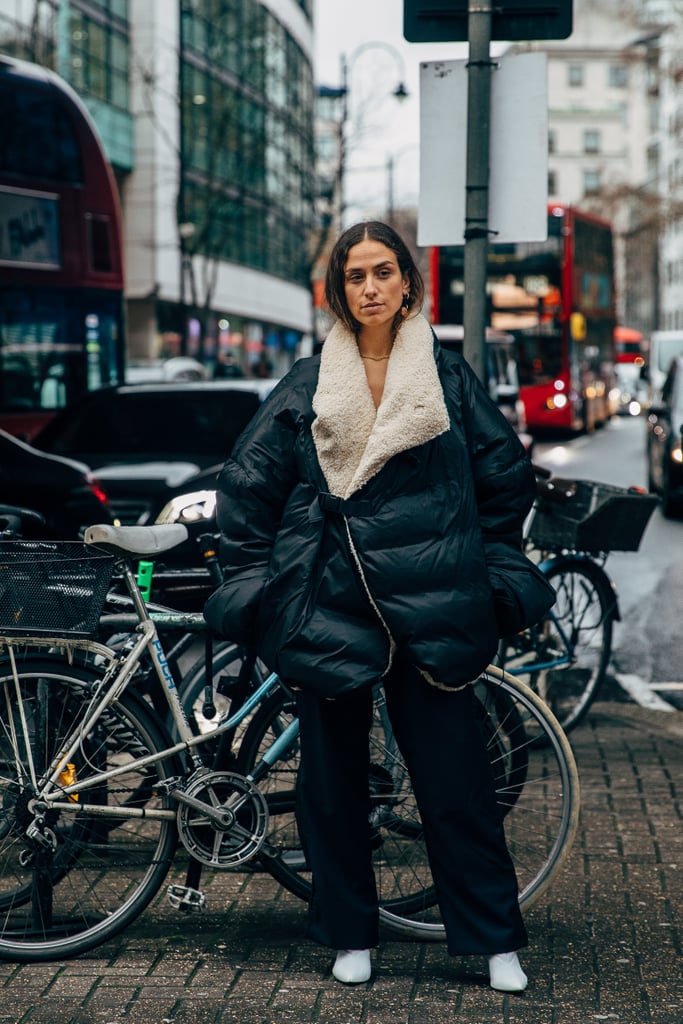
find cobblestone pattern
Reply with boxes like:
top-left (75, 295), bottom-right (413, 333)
top-left (0, 702), bottom-right (679, 1024)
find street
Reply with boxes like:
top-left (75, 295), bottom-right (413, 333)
top-left (533, 414), bottom-right (683, 711)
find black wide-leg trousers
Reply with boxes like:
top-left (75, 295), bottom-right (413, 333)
top-left (294, 658), bottom-right (528, 956)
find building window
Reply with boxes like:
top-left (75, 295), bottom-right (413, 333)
top-left (568, 64), bottom-right (584, 87)
top-left (608, 64), bottom-right (628, 88)
top-left (548, 129), bottom-right (556, 155)
top-left (179, 0), bottom-right (314, 289)
top-left (548, 170), bottom-right (557, 195)
top-left (583, 169), bottom-right (601, 195)
top-left (68, 2), bottom-right (130, 110)
top-left (583, 130), bottom-right (600, 154)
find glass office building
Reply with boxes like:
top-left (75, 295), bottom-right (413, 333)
top-left (0, 0), bottom-right (315, 372)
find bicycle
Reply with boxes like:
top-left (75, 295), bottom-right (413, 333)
top-left (0, 523), bottom-right (579, 961)
top-left (497, 471), bottom-right (658, 735)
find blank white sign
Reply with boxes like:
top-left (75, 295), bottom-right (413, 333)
top-left (419, 52), bottom-right (548, 245)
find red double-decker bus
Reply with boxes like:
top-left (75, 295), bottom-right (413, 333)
top-left (431, 204), bottom-right (617, 434)
top-left (612, 325), bottom-right (646, 416)
top-left (0, 55), bottom-right (125, 438)
top-left (614, 325), bottom-right (645, 365)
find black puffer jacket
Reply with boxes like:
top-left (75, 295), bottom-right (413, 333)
top-left (204, 314), bottom-right (554, 696)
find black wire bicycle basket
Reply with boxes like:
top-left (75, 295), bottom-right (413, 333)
top-left (528, 480), bottom-right (659, 553)
top-left (0, 542), bottom-right (115, 638)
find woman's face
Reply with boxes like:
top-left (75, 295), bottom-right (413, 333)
top-left (343, 238), bottom-right (409, 333)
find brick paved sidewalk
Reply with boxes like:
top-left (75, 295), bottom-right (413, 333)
top-left (0, 701), bottom-right (680, 1024)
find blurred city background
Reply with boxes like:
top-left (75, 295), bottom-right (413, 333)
top-left (2, 0), bottom-right (682, 395)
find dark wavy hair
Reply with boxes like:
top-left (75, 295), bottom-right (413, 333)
top-left (324, 221), bottom-right (424, 337)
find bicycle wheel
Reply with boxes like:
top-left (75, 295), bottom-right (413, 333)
top-left (0, 656), bottom-right (178, 962)
top-left (499, 556), bottom-right (615, 735)
top-left (236, 667), bottom-right (580, 940)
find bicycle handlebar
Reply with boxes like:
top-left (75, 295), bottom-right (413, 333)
top-left (0, 504), bottom-right (47, 537)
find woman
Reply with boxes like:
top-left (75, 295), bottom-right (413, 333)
top-left (205, 222), bottom-right (554, 992)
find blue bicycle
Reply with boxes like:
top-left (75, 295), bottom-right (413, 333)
top-left (497, 472), bottom-right (658, 734)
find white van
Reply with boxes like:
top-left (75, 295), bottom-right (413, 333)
top-left (647, 331), bottom-right (683, 406)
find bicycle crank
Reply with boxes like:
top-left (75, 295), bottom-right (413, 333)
top-left (175, 770), bottom-right (269, 867)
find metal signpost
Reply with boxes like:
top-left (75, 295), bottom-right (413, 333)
top-left (404, 0), bottom-right (573, 380)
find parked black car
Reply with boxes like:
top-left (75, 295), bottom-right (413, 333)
top-left (32, 380), bottom-right (276, 524)
top-left (0, 429), bottom-right (113, 538)
top-left (646, 355), bottom-right (683, 518)
top-left (31, 380), bottom-right (277, 605)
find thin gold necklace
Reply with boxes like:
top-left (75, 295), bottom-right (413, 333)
top-left (360, 352), bottom-right (392, 361)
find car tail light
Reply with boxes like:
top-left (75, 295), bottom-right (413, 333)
top-left (87, 477), bottom-right (111, 508)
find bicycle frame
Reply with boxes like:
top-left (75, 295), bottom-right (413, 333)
top-left (0, 555), bottom-right (286, 819)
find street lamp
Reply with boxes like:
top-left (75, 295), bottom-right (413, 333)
top-left (340, 40), bottom-right (410, 108)
top-left (340, 43), bottom-right (409, 224)
top-left (317, 41), bottom-right (409, 229)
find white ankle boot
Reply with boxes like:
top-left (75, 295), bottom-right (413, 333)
top-left (488, 951), bottom-right (528, 992)
top-left (332, 949), bottom-right (372, 984)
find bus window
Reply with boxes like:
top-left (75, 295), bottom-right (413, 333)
top-left (0, 288), bottom-right (121, 412)
top-left (514, 331), bottom-right (563, 386)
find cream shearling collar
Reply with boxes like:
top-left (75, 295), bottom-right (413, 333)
top-left (312, 313), bottom-right (450, 499)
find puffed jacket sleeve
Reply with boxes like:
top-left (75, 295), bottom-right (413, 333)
top-left (456, 355), bottom-right (556, 635)
top-left (203, 382), bottom-right (301, 644)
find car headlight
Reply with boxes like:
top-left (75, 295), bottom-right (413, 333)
top-left (155, 489), bottom-right (217, 525)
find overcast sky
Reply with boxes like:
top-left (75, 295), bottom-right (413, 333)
top-left (312, 1), bottom-right (471, 221)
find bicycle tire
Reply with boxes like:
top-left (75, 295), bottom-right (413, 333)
top-left (236, 667), bottom-right (580, 940)
top-left (499, 556), bottom-right (615, 735)
top-left (0, 656), bottom-right (179, 962)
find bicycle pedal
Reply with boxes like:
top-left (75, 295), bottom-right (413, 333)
top-left (166, 883), bottom-right (206, 913)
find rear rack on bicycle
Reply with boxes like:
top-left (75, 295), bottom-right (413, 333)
top-left (528, 480), bottom-right (658, 552)
top-left (0, 541), bottom-right (115, 638)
